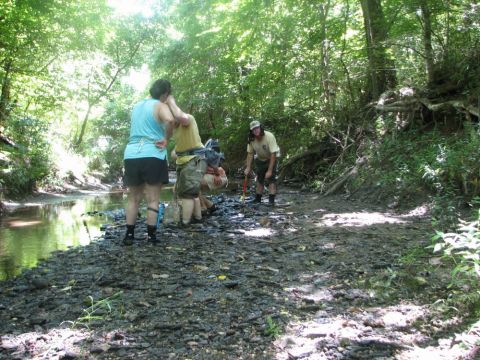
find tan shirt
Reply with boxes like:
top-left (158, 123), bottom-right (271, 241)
top-left (246, 131), bottom-right (280, 161)
top-left (174, 115), bottom-right (204, 165)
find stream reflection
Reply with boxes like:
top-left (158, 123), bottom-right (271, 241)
top-left (0, 187), bottom-right (174, 280)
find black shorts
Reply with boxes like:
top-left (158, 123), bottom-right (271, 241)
top-left (255, 159), bottom-right (277, 186)
top-left (123, 158), bottom-right (169, 187)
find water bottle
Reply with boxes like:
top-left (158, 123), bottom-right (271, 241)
top-left (157, 203), bottom-right (165, 227)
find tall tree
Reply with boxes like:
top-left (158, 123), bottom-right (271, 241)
top-left (418, 0), bottom-right (435, 86)
top-left (359, 0), bottom-right (396, 100)
top-left (0, 0), bottom-right (109, 125)
top-left (73, 15), bottom-right (159, 148)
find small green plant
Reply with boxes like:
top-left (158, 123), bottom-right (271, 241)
top-left (399, 245), bottom-right (430, 268)
top-left (264, 316), bottom-right (281, 338)
top-left (67, 291), bottom-right (123, 329)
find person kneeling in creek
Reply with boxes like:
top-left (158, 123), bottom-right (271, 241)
top-left (199, 139), bottom-right (227, 214)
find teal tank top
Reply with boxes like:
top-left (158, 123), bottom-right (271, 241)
top-left (123, 99), bottom-right (167, 160)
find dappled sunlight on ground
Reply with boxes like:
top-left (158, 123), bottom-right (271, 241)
top-left (242, 228), bottom-right (275, 237)
top-left (273, 299), bottom-right (433, 359)
top-left (315, 211), bottom-right (408, 227)
top-left (1, 328), bottom-right (92, 358)
top-left (267, 194), bottom-right (479, 359)
top-left (398, 205), bottom-right (430, 218)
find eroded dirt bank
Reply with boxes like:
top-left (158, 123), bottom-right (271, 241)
top-left (0, 187), bottom-right (478, 359)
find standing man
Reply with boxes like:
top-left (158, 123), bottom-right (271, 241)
top-left (122, 79), bottom-right (184, 245)
top-left (244, 120), bottom-right (280, 206)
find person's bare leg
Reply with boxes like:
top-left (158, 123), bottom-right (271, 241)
top-left (193, 197), bottom-right (202, 220)
top-left (200, 194), bottom-right (213, 208)
top-left (181, 198), bottom-right (194, 225)
top-left (268, 182), bottom-right (276, 195)
top-left (126, 185), bottom-right (144, 224)
top-left (268, 182), bottom-right (277, 205)
top-left (124, 185), bottom-right (145, 245)
top-left (199, 194), bottom-right (207, 212)
top-left (255, 182), bottom-right (264, 203)
top-left (256, 182), bottom-right (264, 195)
top-left (145, 183), bottom-right (162, 242)
top-left (145, 183), bottom-right (162, 225)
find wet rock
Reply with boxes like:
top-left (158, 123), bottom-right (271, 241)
top-left (30, 277), bottom-right (50, 289)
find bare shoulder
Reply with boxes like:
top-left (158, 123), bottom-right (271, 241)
top-left (155, 102), bottom-right (174, 123)
top-left (178, 113), bottom-right (192, 127)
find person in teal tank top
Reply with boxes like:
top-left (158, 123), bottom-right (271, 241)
top-left (123, 98), bottom-right (169, 161)
top-left (122, 79), bottom-right (187, 245)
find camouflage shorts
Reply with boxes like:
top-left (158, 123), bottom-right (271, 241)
top-left (176, 157), bottom-right (207, 198)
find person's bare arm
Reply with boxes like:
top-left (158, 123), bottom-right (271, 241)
top-left (165, 95), bottom-right (190, 126)
top-left (244, 152), bottom-right (254, 176)
top-left (154, 102), bottom-right (175, 148)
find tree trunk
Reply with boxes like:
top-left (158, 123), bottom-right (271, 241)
top-left (73, 39), bottom-right (144, 148)
top-left (0, 61), bottom-right (12, 126)
top-left (360, 0), bottom-right (396, 100)
top-left (75, 103), bottom-right (93, 149)
top-left (419, 0), bottom-right (435, 86)
top-left (318, 1), bottom-right (333, 112)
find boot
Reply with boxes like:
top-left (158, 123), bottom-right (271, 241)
top-left (123, 225), bottom-right (135, 246)
top-left (268, 194), bottom-right (276, 206)
top-left (147, 225), bottom-right (158, 244)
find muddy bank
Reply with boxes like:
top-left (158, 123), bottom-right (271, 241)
top-left (0, 187), bottom-right (478, 359)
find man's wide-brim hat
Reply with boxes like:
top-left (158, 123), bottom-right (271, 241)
top-left (249, 120), bottom-right (261, 130)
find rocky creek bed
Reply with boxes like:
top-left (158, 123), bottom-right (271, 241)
top-left (1, 187), bottom-right (479, 359)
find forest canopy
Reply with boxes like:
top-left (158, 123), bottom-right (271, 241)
top-left (0, 0), bottom-right (479, 199)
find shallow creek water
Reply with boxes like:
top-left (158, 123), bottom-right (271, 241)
top-left (0, 187), bottom-right (175, 280)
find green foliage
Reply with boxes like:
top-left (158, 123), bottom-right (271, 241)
top-left (0, 0), bottom-right (111, 122)
top-left (430, 191), bottom-right (463, 232)
top-left (0, 0), bottom-right (478, 196)
top-left (0, 116), bottom-right (51, 196)
top-left (432, 212), bottom-right (480, 313)
top-left (86, 89), bottom-right (135, 182)
top-left (424, 124), bottom-right (480, 199)
top-left (366, 124), bottom-right (480, 208)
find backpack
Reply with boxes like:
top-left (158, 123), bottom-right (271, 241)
top-left (204, 138), bottom-right (225, 167)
